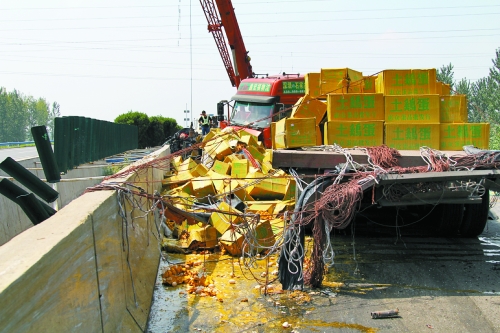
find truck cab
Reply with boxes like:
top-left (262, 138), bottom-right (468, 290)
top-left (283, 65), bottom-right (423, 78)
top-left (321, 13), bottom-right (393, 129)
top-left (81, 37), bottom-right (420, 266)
top-left (221, 75), bottom-right (305, 148)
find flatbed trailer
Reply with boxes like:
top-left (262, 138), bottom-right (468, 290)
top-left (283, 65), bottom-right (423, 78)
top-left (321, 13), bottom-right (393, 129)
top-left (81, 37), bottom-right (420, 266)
top-left (272, 147), bottom-right (500, 237)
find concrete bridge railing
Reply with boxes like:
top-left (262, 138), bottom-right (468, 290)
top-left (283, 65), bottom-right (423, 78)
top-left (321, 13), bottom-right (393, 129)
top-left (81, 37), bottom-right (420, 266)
top-left (0, 145), bottom-right (170, 333)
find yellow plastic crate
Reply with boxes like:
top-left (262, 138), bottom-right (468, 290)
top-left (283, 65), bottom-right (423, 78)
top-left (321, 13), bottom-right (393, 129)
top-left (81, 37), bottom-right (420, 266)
top-left (324, 121), bottom-right (384, 147)
top-left (327, 93), bottom-right (384, 121)
top-left (376, 69), bottom-right (437, 95)
top-left (385, 95), bottom-right (440, 123)
top-left (385, 123), bottom-right (440, 150)
top-left (440, 123), bottom-right (490, 150)
top-left (440, 95), bottom-right (468, 123)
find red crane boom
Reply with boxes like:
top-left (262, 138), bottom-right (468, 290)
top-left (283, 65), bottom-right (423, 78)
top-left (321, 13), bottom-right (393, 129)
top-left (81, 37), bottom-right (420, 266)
top-left (199, 0), bottom-right (253, 87)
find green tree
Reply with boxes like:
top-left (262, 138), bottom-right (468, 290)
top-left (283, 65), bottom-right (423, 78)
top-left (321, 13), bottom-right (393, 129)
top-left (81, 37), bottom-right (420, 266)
top-left (147, 116), bottom-right (165, 147)
top-left (149, 115), bottom-right (182, 139)
top-left (8, 90), bottom-right (28, 142)
top-left (439, 47), bottom-right (500, 149)
top-left (25, 97), bottom-right (50, 140)
top-left (114, 112), bottom-right (182, 148)
top-left (47, 101), bottom-right (61, 137)
top-left (436, 63), bottom-right (455, 89)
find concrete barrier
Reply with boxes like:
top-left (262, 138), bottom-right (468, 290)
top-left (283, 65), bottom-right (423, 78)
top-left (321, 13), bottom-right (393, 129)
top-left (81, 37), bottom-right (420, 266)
top-left (0, 145), bottom-right (170, 332)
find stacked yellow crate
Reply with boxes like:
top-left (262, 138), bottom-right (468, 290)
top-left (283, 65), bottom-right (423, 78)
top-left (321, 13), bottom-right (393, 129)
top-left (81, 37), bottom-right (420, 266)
top-left (378, 69), bottom-right (441, 150)
top-left (439, 95), bottom-right (489, 150)
top-left (324, 93), bottom-right (385, 147)
top-left (279, 67), bottom-right (490, 150)
top-left (318, 68), bottom-right (387, 147)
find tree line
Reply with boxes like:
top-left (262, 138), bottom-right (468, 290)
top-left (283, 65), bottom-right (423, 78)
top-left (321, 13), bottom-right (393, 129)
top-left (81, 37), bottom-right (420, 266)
top-left (437, 47), bottom-right (500, 149)
top-left (114, 111), bottom-right (182, 149)
top-left (0, 87), bottom-right (60, 142)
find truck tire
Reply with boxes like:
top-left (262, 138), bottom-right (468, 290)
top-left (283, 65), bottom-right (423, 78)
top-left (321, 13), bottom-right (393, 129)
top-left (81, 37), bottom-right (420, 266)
top-left (434, 203), bottom-right (464, 237)
top-left (459, 191), bottom-right (490, 238)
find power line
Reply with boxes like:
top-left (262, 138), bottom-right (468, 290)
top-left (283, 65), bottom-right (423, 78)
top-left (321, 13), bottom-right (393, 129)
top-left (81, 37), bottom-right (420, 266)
top-left (2, 4), bottom-right (500, 20)
top-left (0, 2), bottom-right (498, 11)
top-left (1, 28), bottom-right (499, 45)
top-left (1, 12), bottom-right (499, 31)
top-left (0, 70), bottom-right (229, 81)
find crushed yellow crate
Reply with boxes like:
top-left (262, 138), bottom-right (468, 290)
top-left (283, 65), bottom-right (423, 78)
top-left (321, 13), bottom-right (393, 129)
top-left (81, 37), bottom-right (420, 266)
top-left (250, 173), bottom-right (288, 200)
top-left (261, 160), bottom-right (274, 174)
top-left (274, 117), bottom-right (317, 149)
top-left (191, 177), bottom-right (216, 203)
top-left (269, 218), bottom-right (285, 235)
top-left (440, 95), bottom-right (468, 123)
top-left (324, 121), bottom-right (384, 147)
top-left (305, 72), bottom-right (321, 98)
top-left (247, 202), bottom-right (276, 214)
top-left (212, 160), bottom-right (231, 175)
top-left (223, 179), bottom-right (255, 202)
top-left (375, 69), bottom-right (437, 95)
top-left (178, 157), bottom-right (197, 173)
top-left (327, 93), bottom-right (384, 121)
top-left (385, 95), bottom-right (440, 123)
top-left (243, 171), bottom-right (261, 197)
top-left (202, 128), bottom-right (220, 143)
top-left (363, 75), bottom-right (376, 93)
top-left (172, 192), bottom-right (194, 211)
top-left (209, 201), bottom-right (244, 235)
top-left (291, 95), bottom-right (327, 125)
top-left (385, 123), bottom-right (440, 150)
top-left (171, 155), bottom-right (183, 172)
top-left (224, 154), bottom-right (243, 164)
top-left (219, 220), bottom-right (275, 256)
top-left (238, 131), bottom-right (260, 148)
top-left (192, 163), bottom-right (209, 177)
top-left (165, 170), bottom-right (193, 183)
top-left (231, 158), bottom-right (249, 178)
top-left (206, 170), bottom-right (228, 193)
top-left (207, 139), bottom-right (233, 160)
top-left (263, 149), bottom-right (272, 163)
top-left (440, 123), bottom-right (490, 150)
top-left (273, 201), bottom-right (293, 216)
top-left (188, 224), bottom-right (218, 248)
top-left (177, 182), bottom-right (194, 196)
top-left (283, 179), bottom-right (296, 201)
top-left (320, 68), bottom-right (363, 95)
top-left (246, 144), bottom-right (265, 162)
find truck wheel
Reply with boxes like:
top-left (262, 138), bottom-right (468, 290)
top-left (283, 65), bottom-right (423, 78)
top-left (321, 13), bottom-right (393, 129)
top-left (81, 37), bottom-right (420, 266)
top-left (435, 204), bottom-right (464, 237)
top-left (459, 191), bottom-right (490, 238)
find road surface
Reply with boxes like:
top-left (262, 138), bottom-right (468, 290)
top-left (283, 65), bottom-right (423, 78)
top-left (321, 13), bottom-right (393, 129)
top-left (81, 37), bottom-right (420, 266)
top-left (148, 204), bottom-right (500, 333)
top-left (0, 147), bottom-right (38, 161)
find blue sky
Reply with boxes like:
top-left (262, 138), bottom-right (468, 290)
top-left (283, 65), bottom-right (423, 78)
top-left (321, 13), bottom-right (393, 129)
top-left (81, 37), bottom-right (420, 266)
top-left (1, 0), bottom-right (498, 127)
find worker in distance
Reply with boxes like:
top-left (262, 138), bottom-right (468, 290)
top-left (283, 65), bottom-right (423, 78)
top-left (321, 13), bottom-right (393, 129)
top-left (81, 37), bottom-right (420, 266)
top-left (198, 110), bottom-right (211, 136)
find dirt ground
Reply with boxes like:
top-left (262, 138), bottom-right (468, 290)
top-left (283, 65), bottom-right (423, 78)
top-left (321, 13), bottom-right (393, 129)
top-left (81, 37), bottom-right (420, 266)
top-left (147, 204), bottom-right (500, 333)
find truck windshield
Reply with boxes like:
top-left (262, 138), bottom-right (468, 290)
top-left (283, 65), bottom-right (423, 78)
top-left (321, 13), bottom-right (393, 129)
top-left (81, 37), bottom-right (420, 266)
top-left (231, 102), bottom-right (274, 128)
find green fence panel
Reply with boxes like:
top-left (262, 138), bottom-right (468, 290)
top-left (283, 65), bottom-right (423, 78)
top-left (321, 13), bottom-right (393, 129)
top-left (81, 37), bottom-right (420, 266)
top-left (53, 117), bottom-right (138, 173)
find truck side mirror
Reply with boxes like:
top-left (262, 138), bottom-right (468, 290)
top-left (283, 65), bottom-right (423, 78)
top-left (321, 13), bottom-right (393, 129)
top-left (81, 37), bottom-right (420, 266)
top-left (217, 102), bottom-right (224, 116)
top-left (217, 102), bottom-right (225, 121)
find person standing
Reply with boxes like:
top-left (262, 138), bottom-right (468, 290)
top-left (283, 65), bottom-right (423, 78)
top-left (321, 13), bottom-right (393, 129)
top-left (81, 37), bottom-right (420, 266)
top-left (198, 110), bottom-right (210, 135)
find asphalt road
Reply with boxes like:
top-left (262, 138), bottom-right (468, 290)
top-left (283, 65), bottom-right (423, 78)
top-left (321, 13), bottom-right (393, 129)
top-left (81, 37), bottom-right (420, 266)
top-left (0, 147), bottom-right (38, 161)
top-left (148, 204), bottom-right (500, 333)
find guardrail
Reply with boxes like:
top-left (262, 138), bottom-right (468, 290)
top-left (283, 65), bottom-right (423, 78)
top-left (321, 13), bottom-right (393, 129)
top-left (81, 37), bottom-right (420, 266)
top-left (0, 141), bottom-right (39, 147)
